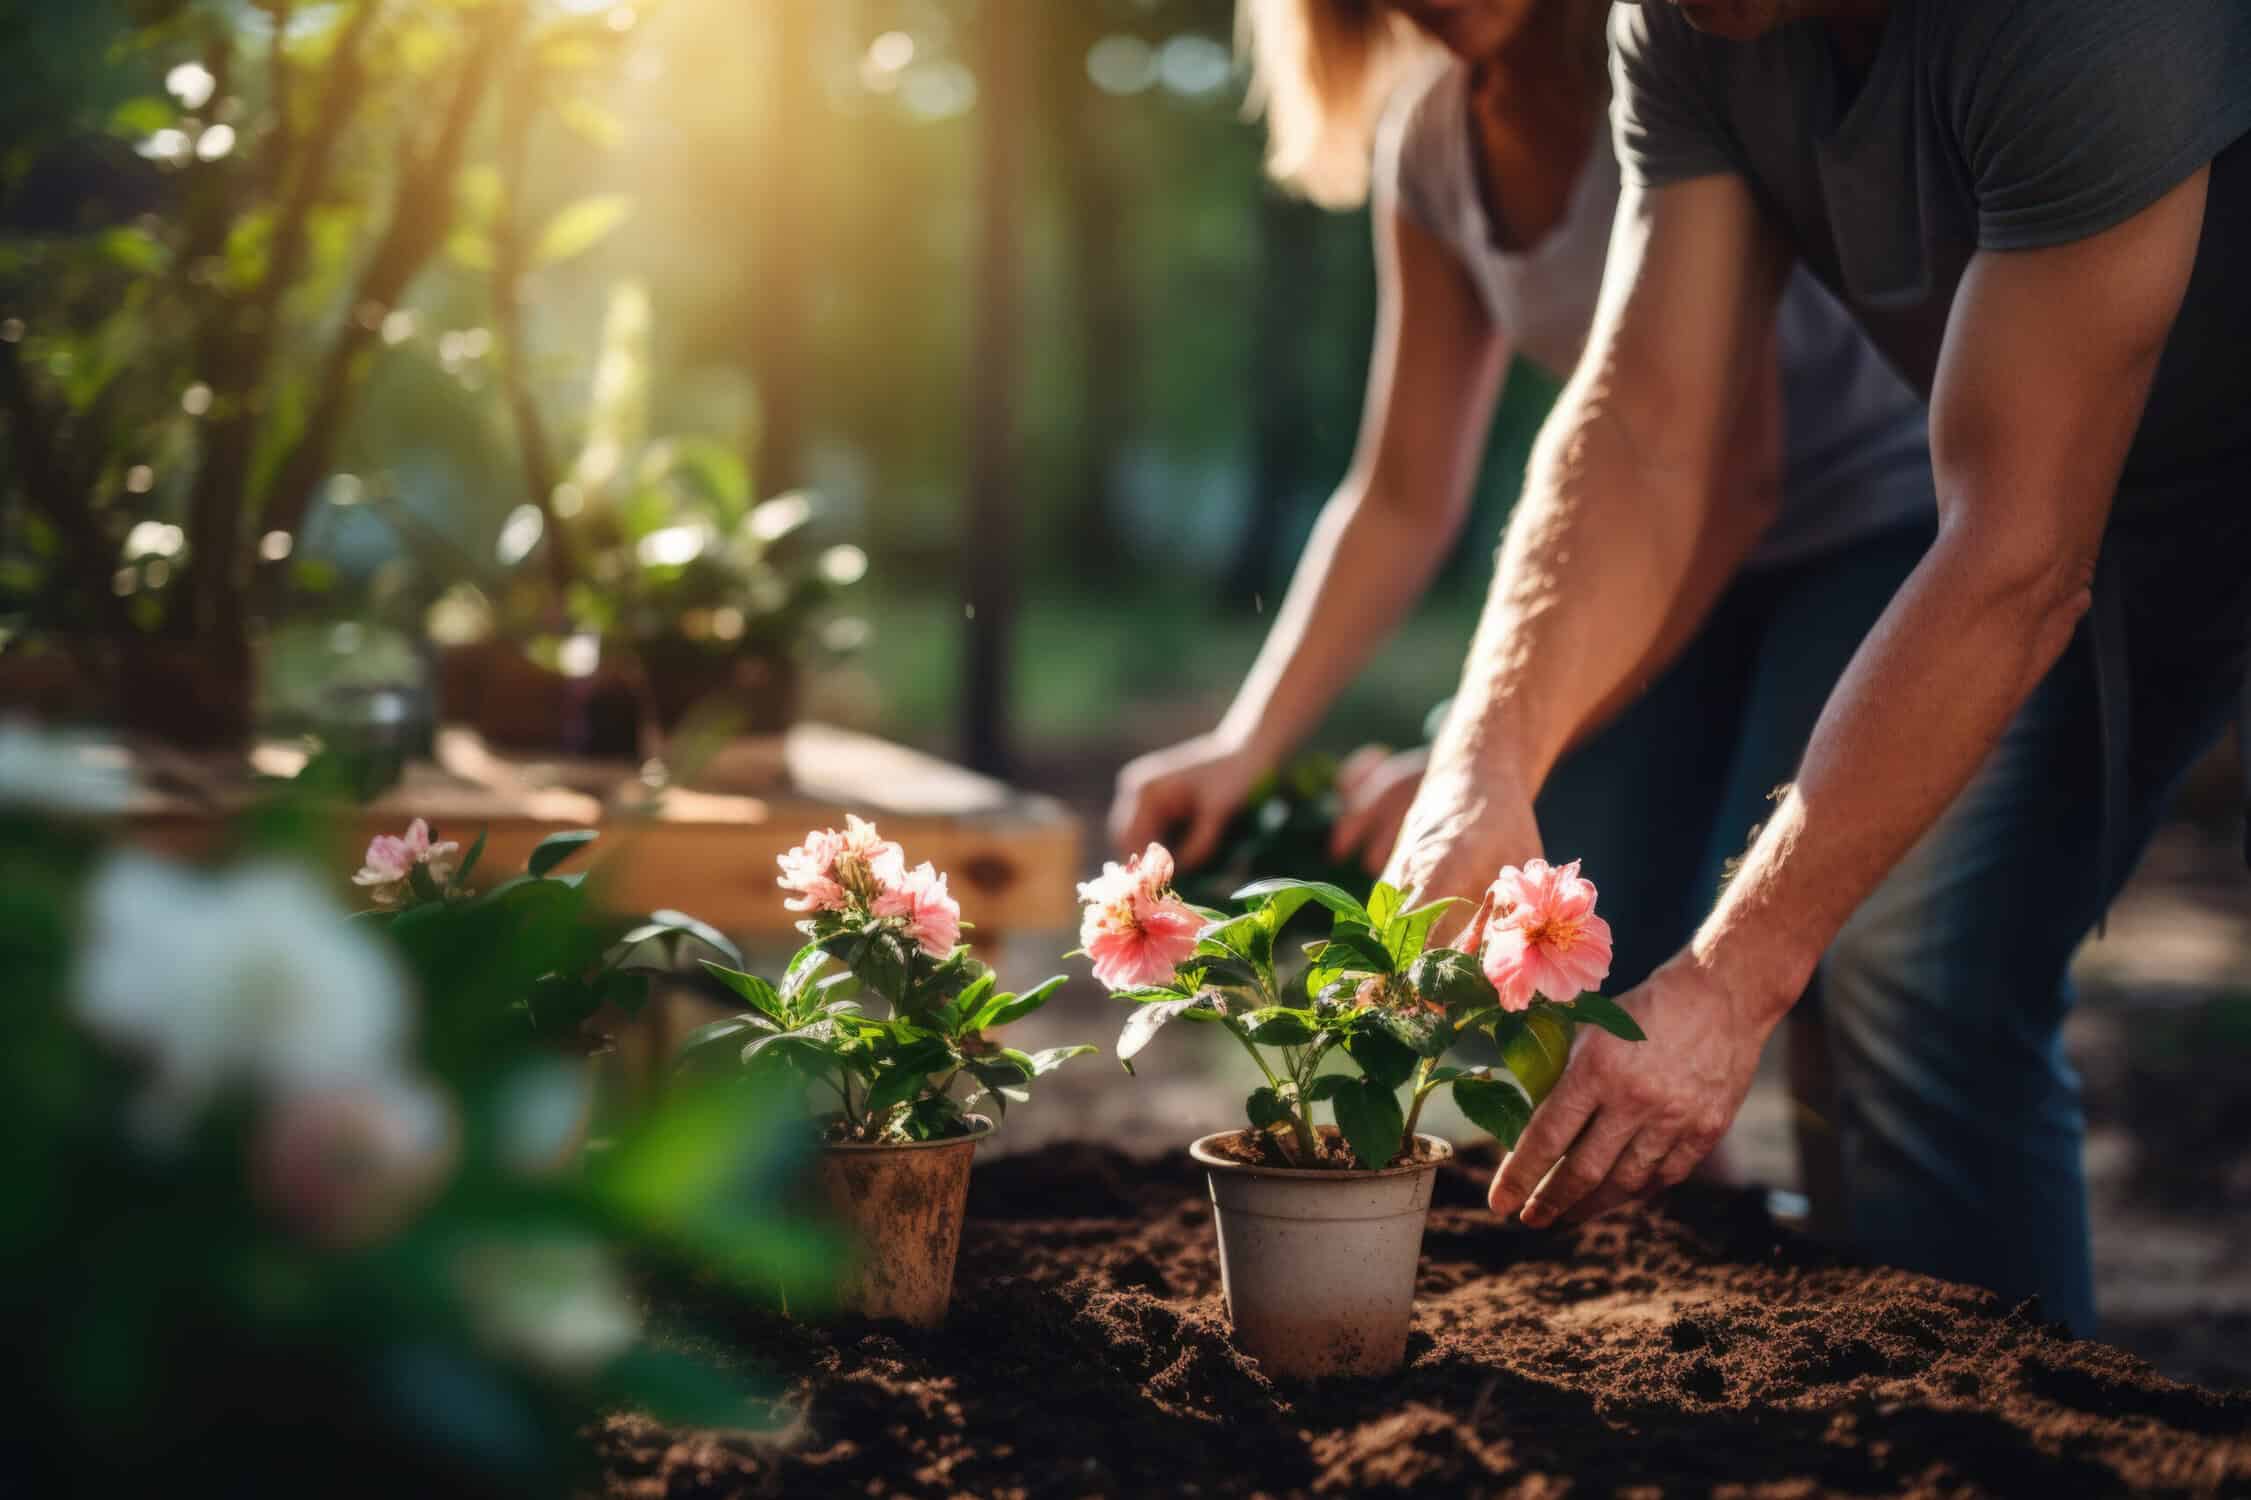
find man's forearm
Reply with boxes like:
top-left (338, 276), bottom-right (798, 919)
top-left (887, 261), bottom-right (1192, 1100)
top-left (1692, 524), bottom-right (2089, 1017)
top-left (1432, 369), bottom-right (1767, 794)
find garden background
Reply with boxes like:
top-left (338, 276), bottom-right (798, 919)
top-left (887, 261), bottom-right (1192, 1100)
top-left (4, 0), bottom-right (2247, 1401)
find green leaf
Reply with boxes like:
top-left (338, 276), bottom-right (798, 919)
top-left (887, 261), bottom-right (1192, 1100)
top-left (1307, 924), bottom-right (1394, 975)
top-left (1246, 1086), bottom-right (1292, 1132)
top-left (451, 828), bottom-right (489, 892)
top-left (1387, 897), bottom-right (1464, 967)
top-left (673, 1014), bottom-right (764, 1070)
top-left (639, 908), bottom-right (744, 967)
top-left (1453, 1076), bottom-right (1534, 1149)
top-left (1330, 1076), bottom-right (1406, 1170)
top-left (1232, 877), bottom-right (1370, 928)
top-left (527, 829), bottom-right (598, 877)
top-left (1191, 953), bottom-right (1262, 991)
top-left (779, 941), bottom-right (830, 1001)
top-left (973, 974), bottom-right (1067, 1031)
top-left (1116, 997), bottom-right (1202, 1073)
top-left (1366, 882), bottom-right (1402, 937)
top-left (1344, 1026), bottom-right (1418, 1090)
top-left (534, 193), bottom-right (633, 265)
top-left (862, 1065), bottom-right (935, 1118)
top-left (854, 928), bottom-right (911, 1006)
top-left (1365, 1006), bottom-right (1448, 1059)
top-left (1024, 1044), bottom-right (1096, 1077)
top-left (946, 971), bottom-right (998, 1030)
top-left (1406, 948), bottom-right (1500, 1021)
top-left (1501, 1009), bottom-right (1575, 1105)
top-left (1303, 1073), bottom-right (1353, 1103)
top-left (1566, 991), bottom-right (1648, 1043)
top-left (701, 962), bottom-right (787, 1025)
top-left (1242, 1007), bottom-right (1316, 1046)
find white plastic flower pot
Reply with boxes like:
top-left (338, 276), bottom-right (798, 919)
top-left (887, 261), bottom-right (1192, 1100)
top-left (814, 1114), bottom-right (994, 1328)
top-left (1190, 1129), bottom-right (1453, 1380)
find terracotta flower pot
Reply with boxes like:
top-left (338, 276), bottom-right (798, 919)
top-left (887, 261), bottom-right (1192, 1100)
top-left (814, 1115), bottom-right (992, 1327)
top-left (1190, 1128), bottom-right (1453, 1380)
top-left (446, 641), bottom-right (640, 756)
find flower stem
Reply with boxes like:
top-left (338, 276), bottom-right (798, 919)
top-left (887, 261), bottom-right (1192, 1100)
top-left (1401, 1057), bottom-right (1437, 1143)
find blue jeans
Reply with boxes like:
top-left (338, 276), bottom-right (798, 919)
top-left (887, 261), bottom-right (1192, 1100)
top-left (1534, 506), bottom-right (2251, 1337)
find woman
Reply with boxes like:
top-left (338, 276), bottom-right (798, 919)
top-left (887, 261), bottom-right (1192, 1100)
top-left (1113, 0), bottom-right (1936, 1018)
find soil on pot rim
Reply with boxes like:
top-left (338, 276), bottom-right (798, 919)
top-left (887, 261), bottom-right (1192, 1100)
top-left (600, 1143), bottom-right (2251, 1498)
top-left (1202, 1123), bottom-right (1446, 1171)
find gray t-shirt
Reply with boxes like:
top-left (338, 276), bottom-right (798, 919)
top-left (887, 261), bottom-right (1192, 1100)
top-left (1611, 0), bottom-right (2251, 508)
top-left (1379, 61), bottom-right (1933, 568)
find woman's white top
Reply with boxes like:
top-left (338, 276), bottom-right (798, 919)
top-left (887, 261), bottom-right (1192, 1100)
top-left (1376, 60), bottom-right (1936, 567)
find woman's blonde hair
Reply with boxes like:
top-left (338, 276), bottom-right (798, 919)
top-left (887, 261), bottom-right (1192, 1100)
top-left (1237, 0), bottom-right (1426, 209)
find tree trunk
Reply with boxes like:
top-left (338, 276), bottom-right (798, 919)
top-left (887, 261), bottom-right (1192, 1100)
top-left (960, 0), bottom-right (1031, 776)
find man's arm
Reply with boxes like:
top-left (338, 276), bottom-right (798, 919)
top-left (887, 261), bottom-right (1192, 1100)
top-left (1383, 170), bottom-right (1791, 912)
top-left (1497, 168), bottom-right (2211, 1230)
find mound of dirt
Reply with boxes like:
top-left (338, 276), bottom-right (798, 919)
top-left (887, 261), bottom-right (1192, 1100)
top-left (599, 1144), bottom-right (2251, 1497)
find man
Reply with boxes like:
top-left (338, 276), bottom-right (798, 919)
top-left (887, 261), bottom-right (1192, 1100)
top-left (1385, 0), bottom-right (2251, 1335)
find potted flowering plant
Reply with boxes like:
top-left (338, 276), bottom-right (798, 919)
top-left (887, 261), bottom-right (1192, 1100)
top-left (1076, 846), bottom-right (1644, 1378)
top-left (680, 816), bottom-right (1094, 1326)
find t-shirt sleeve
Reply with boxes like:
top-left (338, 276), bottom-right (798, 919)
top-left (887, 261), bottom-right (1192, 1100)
top-left (1607, 4), bottom-right (1739, 191)
top-left (1371, 63), bottom-right (1445, 236)
top-left (1957, 0), bottom-right (2251, 250)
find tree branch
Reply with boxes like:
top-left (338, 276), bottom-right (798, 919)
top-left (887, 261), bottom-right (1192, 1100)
top-left (177, 0), bottom-right (381, 639)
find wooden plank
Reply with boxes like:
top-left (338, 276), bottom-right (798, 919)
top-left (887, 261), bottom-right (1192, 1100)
top-left (122, 724), bottom-right (1083, 940)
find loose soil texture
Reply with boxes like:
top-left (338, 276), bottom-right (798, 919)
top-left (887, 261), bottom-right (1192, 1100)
top-left (600, 1143), bottom-right (2251, 1498)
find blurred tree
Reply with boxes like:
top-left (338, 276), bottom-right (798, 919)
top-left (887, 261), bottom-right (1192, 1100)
top-left (0, 0), bottom-right (644, 744)
top-left (962, 0), bottom-right (1031, 775)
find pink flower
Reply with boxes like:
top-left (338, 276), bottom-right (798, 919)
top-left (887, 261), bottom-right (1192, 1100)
top-left (1477, 858), bottom-right (1613, 1012)
top-left (353, 819), bottom-right (460, 908)
top-left (778, 814), bottom-right (902, 913)
top-left (873, 860), bottom-right (963, 958)
top-left (1073, 842), bottom-right (1176, 912)
top-left (1077, 842), bottom-right (1202, 990)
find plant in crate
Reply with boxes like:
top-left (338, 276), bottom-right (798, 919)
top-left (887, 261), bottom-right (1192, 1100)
top-left (349, 819), bottom-right (741, 1166)
top-left (680, 816), bottom-right (1095, 1325)
top-left (1077, 845), bottom-right (1644, 1378)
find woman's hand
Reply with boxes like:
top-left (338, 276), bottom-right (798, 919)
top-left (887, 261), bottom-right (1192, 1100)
top-left (1109, 734), bottom-right (1264, 867)
top-left (1328, 745), bottom-right (1430, 875)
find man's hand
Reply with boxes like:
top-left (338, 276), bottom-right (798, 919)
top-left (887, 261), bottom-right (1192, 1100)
top-left (1329, 744), bottom-right (1429, 875)
top-left (1487, 954), bottom-right (1772, 1226)
top-left (1109, 733), bottom-right (1263, 867)
top-left (1380, 753), bottom-right (1543, 940)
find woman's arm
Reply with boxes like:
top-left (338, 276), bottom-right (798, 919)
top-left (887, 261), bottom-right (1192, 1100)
top-left (1111, 197), bottom-right (1511, 863)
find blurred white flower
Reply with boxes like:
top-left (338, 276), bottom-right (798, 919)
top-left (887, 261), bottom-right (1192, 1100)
top-left (74, 854), bottom-right (412, 1141)
top-left (458, 1238), bottom-right (639, 1376)
top-left (0, 719), bottom-right (132, 816)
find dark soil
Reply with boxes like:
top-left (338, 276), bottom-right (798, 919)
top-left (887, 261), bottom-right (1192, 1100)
top-left (599, 1144), bottom-right (2251, 1498)
top-left (1203, 1123), bottom-right (1445, 1171)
